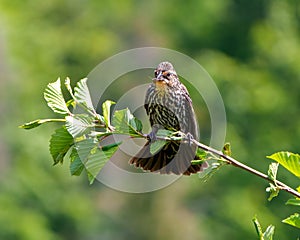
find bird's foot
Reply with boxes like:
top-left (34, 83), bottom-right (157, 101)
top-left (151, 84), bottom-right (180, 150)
top-left (147, 124), bottom-right (161, 142)
top-left (185, 132), bottom-right (194, 146)
top-left (147, 131), bottom-right (157, 142)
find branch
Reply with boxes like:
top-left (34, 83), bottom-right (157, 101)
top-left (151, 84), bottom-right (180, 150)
top-left (142, 133), bottom-right (300, 199)
top-left (190, 139), bottom-right (300, 199)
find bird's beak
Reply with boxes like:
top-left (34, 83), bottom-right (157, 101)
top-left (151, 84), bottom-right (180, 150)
top-left (153, 71), bottom-right (168, 83)
top-left (155, 71), bottom-right (163, 80)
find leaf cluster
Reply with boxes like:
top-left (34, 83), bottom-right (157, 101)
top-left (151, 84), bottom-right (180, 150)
top-left (20, 78), bottom-right (143, 184)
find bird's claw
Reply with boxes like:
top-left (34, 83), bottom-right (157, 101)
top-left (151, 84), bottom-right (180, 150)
top-left (147, 124), bottom-right (160, 142)
top-left (147, 131), bottom-right (157, 142)
top-left (185, 132), bottom-right (194, 146)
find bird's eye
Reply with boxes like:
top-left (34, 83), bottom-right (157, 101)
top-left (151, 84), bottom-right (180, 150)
top-left (164, 72), bottom-right (171, 78)
top-left (154, 70), bottom-right (158, 77)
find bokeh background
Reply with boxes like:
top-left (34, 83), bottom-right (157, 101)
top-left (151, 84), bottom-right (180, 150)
top-left (1, 0), bottom-right (300, 239)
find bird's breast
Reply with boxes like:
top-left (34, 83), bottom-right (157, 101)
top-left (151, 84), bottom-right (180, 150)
top-left (146, 85), bottom-right (184, 131)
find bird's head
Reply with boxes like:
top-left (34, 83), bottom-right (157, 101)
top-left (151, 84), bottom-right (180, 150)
top-left (153, 62), bottom-right (179, 87)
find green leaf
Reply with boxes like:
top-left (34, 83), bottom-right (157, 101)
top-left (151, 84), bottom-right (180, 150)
top-left (267, 162), bottom-right (279, 182)
top-left (286, 198), bottom-right (300, 206)
top-left (112, 108), bottom-right (142, 136)
top-left (74, 138), bottom-right (96, 163)
top-left (50, 126), bottom-right (73, 165)
top-left (44, 78), bottom-right (70, 115)
top-left (222, 142), bottom-right (232, 156)
top-left (64, 77), bottom-right (74, 97)
top-left (89, 131), bottom-right (112, 138)
top-left (266, 183), bottom-right (280, 201)
top-left (87, 171), bottom-right (97, 184)
top-left (150, 140), bottom-right (167, 155)
top-left (66, 99), bottom-right (75, 107)
top-left (102, 100), bottom-right (115, 128)
top-left (197, 161), bottom-right (225, 182)
top-left (65, 115), bottom-right (94, 138)
top-left (75, 138), bottom-right (121, 184)
top-left (64, 78), bottom-right (77, 108)
top-left (132, 117), bottom-right (143, 132)
top-left (96, 113), bottom-right (105, 124)
top-left (74, 78), bottom-right (95, 114)
top-left (282, 213), bottom-right (300, 229)
top-left (147, 129), bottom-right (176, 153)
top-left (195, 148), bottom-right (207, 160)
top-left (252, 216), bottom-right (275, 240)
top-left (252, 216), bottom-right (263, 238)
top-left (100, 142), bottom-right (122, 151)
top-left (86, 142), bottom-right (120, 182)
top-left (157, 129), bottom-right (173, 137)
top-left (19, 118), bottom-right (65, 129)
top-left (75, 139), bottom-right (97, 182)
top-left (69, 147), bottom-right (84, 176)
top-left (263, 225), bottom-right (275, 240)
top-left (191, 159), bottom-right (205, 165)
top-left (267, 152), bottom-right (300, 178)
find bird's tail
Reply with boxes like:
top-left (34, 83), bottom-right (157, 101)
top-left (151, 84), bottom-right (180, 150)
top-left (129, 141), bottom-right (207, 175)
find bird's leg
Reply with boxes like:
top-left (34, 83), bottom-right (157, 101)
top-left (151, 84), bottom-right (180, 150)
top-left (147, 124), bottom-right (161, 142)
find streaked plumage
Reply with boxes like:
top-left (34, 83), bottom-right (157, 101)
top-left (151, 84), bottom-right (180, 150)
top-left (130, 62), bottom-right (207, 175)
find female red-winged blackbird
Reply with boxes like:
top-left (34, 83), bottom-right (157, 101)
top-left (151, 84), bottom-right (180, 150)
top-left (130, 62), bottom-right (207, 175)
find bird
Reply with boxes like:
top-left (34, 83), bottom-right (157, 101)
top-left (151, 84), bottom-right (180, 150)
top-left (129, 61), bottom-right (208, 175)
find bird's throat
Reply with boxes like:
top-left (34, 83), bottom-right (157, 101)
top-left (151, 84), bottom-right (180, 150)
top-left (154, 80), bottom-right (167, 88)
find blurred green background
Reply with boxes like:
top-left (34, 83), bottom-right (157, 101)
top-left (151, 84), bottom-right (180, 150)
top-left (0, 0), bottom-right (299, 239)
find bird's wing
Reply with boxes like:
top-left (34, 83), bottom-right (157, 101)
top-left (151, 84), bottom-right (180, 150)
top-left (180, 84), bottom-right (199, 140)
top-left (144, 85), bottom-right (152, 116)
